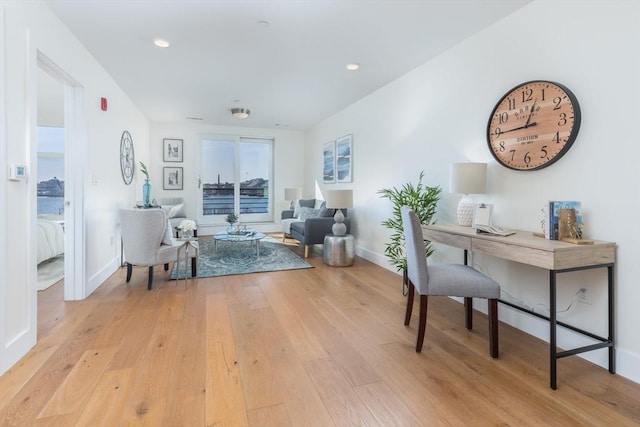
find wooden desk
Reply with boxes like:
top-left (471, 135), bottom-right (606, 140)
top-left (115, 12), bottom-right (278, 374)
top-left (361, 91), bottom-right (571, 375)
top-left (422, 223), bottom-right (616, 389)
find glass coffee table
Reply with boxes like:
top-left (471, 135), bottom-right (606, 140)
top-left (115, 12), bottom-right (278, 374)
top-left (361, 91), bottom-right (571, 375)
top-left (213, 229), bottom-right (266, 257)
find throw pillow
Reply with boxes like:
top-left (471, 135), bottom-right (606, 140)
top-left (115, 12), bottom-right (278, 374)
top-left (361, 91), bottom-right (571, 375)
top-left (298, 206), bottom-right (320, 221)
top-left (294, 198), bottom-right (315, 218)
top-left (164, 203), bottom-right (185, 219)
top-left (318, 206), bottom-right (336, 217)
top-left (162, 218), bottom-right (175, 246)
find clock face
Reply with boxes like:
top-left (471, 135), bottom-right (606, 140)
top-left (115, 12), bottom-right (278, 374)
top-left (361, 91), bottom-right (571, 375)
top-left (120, 131), bottom-right (135, 185)
top-left (487, 80), bottom-right (581, 171)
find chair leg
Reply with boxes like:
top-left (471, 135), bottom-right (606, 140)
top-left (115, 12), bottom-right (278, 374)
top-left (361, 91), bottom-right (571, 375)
top-left (488, 298), bottom-right (499, 358)
top-left (147, 266), bottom-right (154, 290)
top-left (465, 297), bottom-right (473, 330)
top-left (126, 263), bottom-right (133, 282)
top-left (282, 233), bottom-right (286, 242)
top-left (304, 245), bottom-right (309, 258)
top-left (404, 279), bottom-right (415, 326)
top-left (164, 263), bottom-right (169, 271)
top-left (191, 257), bottom-right (197, 277)
top-left (416, 295), bottom-right (428, 352)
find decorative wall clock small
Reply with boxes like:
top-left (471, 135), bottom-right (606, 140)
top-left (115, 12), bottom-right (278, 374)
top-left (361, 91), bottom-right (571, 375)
top-left (487, 80), bottom-right (581, 171)
top-left (120, 130), bottom-right (135, 185)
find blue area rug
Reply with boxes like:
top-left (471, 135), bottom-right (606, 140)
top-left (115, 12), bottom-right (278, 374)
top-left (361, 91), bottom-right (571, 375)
top-left (170, 236), bottom-right (313, 278)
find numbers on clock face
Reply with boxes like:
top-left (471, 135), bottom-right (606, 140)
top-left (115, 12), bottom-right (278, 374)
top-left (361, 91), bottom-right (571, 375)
top-left (487, 81), bottom-right (580, 171)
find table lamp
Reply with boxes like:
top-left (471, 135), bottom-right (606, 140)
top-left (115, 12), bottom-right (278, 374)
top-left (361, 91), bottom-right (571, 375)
top-left (450, 163), bottom-right (487, 226)
top-left (284, 188), bottom-right (301, 210)
top-left (325, 189), bottom-right (353, 236)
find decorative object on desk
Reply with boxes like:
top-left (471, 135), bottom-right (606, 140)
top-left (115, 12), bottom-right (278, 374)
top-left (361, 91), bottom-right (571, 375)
top-left (163, 166), bottom-right (183, 190)
top-left (120, 130), bottom-right (135, 185)
top-left (170, 236), bottom-right (312, 279)
top-left (323, 141), bottom-right (335, 183)
top-left (325, 189), bottom-right (353, 236)
top-left (139, 161), bottom-right (151, 207)
top-left (487, 80), bottom-right (581, 171)
top-left (335, 134), bottom-right (353, 183)
top-left (558, 208), bottom-right (593, 244)
top-left (284, 188), bottom-right (301, 209)
top-left (472, 203), bottom-right (493, 228)
top-left (177, 219), bottom-right (197, 238)
top-left (378, 171), bottom-right (441, 272)
top-left (163, 138), bottom-right (183, 162)
top-left (546, 201), bottom-right (582, 240)
top-left (450, 162), bottom-right (487, 226)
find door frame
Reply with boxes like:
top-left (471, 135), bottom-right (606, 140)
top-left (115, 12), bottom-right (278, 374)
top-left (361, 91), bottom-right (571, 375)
top-left (35, 51), bottom-right (86, 301)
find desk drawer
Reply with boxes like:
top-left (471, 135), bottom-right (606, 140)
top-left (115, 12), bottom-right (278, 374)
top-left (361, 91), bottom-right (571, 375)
top-left (472, 239), bottom-right (554, 269)
top-left (422, 229), bottom-right (472, 250)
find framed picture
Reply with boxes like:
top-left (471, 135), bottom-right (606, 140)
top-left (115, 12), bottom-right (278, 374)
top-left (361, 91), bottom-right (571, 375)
top-left (163, 167), bottom-right (183, 190)
top-left (322, 141), bottom-right (335, 183)
top-left (473, 203), bottom-right (493, 227)
top-left (335, 134), bottom-right (353, 183)
top-left (163, 138), bottom-right (183, 162)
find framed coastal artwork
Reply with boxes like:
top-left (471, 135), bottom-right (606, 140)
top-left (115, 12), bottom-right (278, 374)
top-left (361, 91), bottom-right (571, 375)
top-left (322, 141), bottom-right (335, 183)
top-left (335, 134), bottom-right (353, 183)
top-left (163, 167), bottom-right (183, 190)
top-left (163, 138), bottom-right (183, 162)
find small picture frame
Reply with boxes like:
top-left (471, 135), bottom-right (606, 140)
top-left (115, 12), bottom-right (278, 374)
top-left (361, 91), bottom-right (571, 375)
top-left (473, 203), bottom-right (493, 227)
top-left (163, 167), bottom-right (183, 190)
top-left (163, 138), bottom-right (183, 162)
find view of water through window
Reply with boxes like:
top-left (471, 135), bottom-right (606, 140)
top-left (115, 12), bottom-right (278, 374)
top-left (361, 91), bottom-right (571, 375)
top-left (37, 126), bottom-right (65, 216)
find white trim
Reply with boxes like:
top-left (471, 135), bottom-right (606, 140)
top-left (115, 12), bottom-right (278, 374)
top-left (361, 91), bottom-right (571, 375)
top-left (0, 1), bottom-right (9, 374)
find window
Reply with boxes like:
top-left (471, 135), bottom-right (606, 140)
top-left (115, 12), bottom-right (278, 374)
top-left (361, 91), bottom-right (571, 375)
top-left (201, 136), bottom-right (273, 224)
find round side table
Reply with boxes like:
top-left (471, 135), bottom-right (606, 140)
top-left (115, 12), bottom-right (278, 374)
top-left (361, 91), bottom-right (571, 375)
top-left (323, 234), bottom-right (355, 267)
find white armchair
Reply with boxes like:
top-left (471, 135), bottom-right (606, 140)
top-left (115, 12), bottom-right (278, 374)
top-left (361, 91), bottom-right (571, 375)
top-left (120, 208), bottom-right (197, 290)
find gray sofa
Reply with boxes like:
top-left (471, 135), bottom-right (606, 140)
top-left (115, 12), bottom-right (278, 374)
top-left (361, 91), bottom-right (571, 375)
top-left (281, 200), bottom-right (350, 257)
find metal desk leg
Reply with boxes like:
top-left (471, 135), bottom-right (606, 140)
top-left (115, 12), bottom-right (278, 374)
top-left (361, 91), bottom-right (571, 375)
top-left (550, 270), bottom-right (557, 390)
top-left (608, 265), bottom-right (616, 374)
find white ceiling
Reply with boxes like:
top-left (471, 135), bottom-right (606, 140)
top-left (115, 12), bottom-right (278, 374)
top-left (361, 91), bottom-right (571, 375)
top-left (45, 0), bottom-right (531, 130)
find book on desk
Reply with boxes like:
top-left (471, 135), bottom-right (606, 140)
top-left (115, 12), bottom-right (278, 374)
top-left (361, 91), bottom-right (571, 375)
top-left (474, 224), bottom-right (516, 237)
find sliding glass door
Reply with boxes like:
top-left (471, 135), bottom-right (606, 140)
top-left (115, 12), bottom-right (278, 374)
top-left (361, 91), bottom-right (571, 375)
top-left (200, 136), bottom-right (273, 225)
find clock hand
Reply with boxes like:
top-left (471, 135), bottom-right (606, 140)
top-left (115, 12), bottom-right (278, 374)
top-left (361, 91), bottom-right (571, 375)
top-left (524, 99), bottom-right (537, 128)
top-left (495, 122), bottom-right (537, 136)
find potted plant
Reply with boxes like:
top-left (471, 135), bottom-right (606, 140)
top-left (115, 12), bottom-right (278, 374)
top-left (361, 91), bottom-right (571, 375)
top-left (225, 213), bottom-right (239, 233)
top-left (378, 171), bottom-right (441, 289)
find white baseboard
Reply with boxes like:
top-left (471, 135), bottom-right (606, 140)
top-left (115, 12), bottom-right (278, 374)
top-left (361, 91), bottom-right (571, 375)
top-left (87, 257), bottom-right (120, 297)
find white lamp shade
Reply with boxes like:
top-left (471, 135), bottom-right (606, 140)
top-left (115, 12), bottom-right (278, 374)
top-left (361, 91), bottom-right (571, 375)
top-left (450, 163), bottom-right (487, 195)
top-left (284, 188), bottom-right (301, 200)
top-left (325, 189), bottom-right (353, 209)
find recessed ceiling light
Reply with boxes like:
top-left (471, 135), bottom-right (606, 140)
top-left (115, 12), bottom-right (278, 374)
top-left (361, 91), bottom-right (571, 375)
top-left (346, 63), bottom-right (360, 71)
top-left (231, 108), bottom-right (250, 119)
top-left (153, 38), bottom-right (170, 48)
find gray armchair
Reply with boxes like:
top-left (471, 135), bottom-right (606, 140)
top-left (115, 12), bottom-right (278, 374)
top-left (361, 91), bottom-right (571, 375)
top-left (281, 208), bottom-right (351, 257)
top-left (401, 206), bottom-right (499, 357)
top-left (120, 208), bottom-right (197, 290)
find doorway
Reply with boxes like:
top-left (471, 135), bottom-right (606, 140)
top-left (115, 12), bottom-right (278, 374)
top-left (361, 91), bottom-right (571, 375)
top-left (34, 51), bottom-right (85, 302)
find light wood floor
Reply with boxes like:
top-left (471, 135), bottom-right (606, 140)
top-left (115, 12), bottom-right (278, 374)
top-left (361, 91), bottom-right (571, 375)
top-left (1, 241), bottom-right (639, 426)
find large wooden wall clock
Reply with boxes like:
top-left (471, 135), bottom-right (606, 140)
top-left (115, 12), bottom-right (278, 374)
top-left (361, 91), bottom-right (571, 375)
top-left (487, 80), bottom-right (581, 171)
top-left (120, 130), bottom-right (135, 185)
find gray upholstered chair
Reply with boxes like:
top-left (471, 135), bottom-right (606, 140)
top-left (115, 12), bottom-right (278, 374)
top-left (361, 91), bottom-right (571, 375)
top-left (120, 208), bottom-right (197, 290)
top-left (401, 206), bottom-right (500, 357)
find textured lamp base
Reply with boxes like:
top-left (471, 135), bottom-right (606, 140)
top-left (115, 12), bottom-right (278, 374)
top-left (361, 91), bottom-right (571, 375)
top-left (332, 209), bottom-right (347, 236)
top-left (457, 197), bottom-right (475, 227)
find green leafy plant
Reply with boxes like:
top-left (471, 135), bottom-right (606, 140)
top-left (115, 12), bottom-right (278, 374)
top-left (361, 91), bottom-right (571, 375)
top-left (378, 171), bottom-right (442, 272)
top-left (225, 213), bottom-right (238, 225)
top-left (139, 161), bottom-right (150, 180)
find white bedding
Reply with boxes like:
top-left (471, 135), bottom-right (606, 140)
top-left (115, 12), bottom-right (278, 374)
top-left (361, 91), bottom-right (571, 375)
top-left (37, 220), bottom-right (64, 264)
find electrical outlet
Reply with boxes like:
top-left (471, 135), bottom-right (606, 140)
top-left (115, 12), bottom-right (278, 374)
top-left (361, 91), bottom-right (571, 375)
top-left (577, 288), bottom-right (592, 305)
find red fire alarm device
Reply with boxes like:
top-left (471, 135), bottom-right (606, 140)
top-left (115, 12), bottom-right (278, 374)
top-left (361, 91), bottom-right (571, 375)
top-left (101, 97), bottom-right (108, 111)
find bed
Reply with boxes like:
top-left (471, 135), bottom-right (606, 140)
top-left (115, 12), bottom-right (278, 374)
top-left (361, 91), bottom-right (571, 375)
top-left (37, 219), bottom-right (64, 264)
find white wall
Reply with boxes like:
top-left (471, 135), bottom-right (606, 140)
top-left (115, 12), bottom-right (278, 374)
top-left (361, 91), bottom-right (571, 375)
top-left (305, 0), bottom-right (640, 383)
top-left (149, 122), bottom-right (305, 234)
top-left (1, 1), bottom-right (148, 373)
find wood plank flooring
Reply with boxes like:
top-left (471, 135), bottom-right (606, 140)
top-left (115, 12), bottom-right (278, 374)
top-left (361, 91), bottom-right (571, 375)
top-left (1, 239), bottom-right (639, 426)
